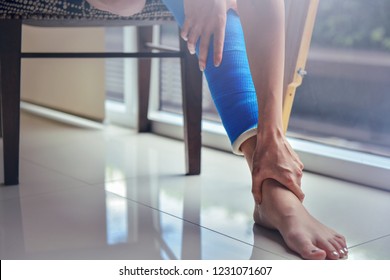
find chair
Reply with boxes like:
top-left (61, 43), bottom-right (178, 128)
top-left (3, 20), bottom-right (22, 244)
top-left (0, 0), bottom-right (203, 185)
top-left (0, 0), bottom-right (319, 186)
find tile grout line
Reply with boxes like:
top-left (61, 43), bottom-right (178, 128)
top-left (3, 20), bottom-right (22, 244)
top-left (107, 190), bottom-right (291, 260)
top-left (347, 233), bottom-right (390, 250)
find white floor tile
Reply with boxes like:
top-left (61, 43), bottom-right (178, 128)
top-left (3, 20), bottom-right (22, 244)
top-left (0, 159), bottom-right (88, 201)
top-left (348, 235), bottom-right (390, 260)
top-left (302, 173), bottom-right (390, 248)
top-left (0, 186), bottom-right (283, 260)
top-left (20, 117), bottom-right (185, 185)
top-left (1, 111), bottom-right (389, 260)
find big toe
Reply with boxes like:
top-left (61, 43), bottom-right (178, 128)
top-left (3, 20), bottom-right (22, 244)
top-left (285, 233), bottom-right (327, 260)
top-left (299, 243), bottom-right (327, 260)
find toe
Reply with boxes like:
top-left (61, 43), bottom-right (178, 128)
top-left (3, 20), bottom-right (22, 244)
top-left (329, 239), bottom-right (346, 259)
top-left (300, 245), bottom-right (327, 260)
top-left (317, 239), bottom-right (340, 260)
top-left (287, 235), bottom-right (327, 260)
top-left (334, 236), bottom-right (348, 258)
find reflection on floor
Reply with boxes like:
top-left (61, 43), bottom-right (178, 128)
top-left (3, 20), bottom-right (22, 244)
top-left (1, 112), bottom-right (390, 260)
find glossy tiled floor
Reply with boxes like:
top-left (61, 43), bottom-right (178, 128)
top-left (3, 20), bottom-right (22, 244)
top-left (1, 112), bottom-right (390, 260)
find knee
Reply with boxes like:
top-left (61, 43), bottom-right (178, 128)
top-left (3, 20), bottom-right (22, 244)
top-left (87, 0), bottom-right (146, 17)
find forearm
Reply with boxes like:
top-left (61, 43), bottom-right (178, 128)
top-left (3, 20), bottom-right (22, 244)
top-left (238, 0), bottom-right (304, 203)
top-left (237, 0), bottom-right (285, 136)
top-left (86, 0), bottom-right (146, 16)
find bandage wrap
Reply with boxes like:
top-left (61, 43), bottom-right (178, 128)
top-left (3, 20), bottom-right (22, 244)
top-left (163, 0), bottom-right (258, 154)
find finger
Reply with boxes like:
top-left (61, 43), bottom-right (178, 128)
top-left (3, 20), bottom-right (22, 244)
top-left (288, 147), bottom-right (304, 170)
top-left (296, 165), bottom-right (303, 180)
top-left (279, 174), bottom-right (305, 202)
top-left (187, 42), bottom-right (196, 55)
top-left (291, 170), bottom-right (305, 201)
top-left (291, 183), bottom-right (305, 201)
top-left (198, 34), bottom-right (211, 71)
top-left (251, 174), bottom-right (263, 204)
top-left (213, 16), bottom-right (226, 67)
top-left (292, 152), bottom-right (305, 170)
top-left (181, 20), bottom-right (191, 41)
top-left (187, 31), bottom-right (199, 55)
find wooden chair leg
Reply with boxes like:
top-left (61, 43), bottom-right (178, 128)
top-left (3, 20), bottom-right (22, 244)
top-left (137, 26), bottom-right (153, 133)
top-left (0, 95), bottom-right (2, 138)
top-left (0, 20), bottom-right (22, 185)
top-left (179, 36), bottom-right (203, 175)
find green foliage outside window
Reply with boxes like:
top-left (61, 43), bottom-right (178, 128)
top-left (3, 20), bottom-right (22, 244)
top-left (312, 0), bottom-right (390, 51)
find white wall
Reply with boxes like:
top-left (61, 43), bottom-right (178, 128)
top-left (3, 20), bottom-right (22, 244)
top-left (21, 25), bottom-right (106, 122)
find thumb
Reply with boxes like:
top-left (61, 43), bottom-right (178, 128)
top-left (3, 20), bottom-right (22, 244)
top-left (252, 175), bottom-right (264, 204)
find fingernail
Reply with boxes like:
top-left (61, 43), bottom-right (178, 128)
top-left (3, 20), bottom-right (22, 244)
top-left (344, 247), bottom-right (348, 253)
top-left (189, 49), bottom-right (196, 55)
top-left (332, 251), bottom-right (339, 257)
top-left (199, 64), bottom-right (205, 72)
top-left (339, 249), bottom-right (345, 255)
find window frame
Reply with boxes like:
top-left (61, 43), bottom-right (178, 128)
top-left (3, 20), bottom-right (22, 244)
top-left (147, 26), bottom-right (390, 193)
top-left (104, 25), bottom-right (390, 193)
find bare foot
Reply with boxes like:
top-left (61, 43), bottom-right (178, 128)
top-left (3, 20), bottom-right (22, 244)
top-left (254, 179), bottom-right (348, 260)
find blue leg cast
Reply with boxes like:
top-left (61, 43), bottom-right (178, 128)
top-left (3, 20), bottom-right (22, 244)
top-left (162, 0), bottom-right (258, 154)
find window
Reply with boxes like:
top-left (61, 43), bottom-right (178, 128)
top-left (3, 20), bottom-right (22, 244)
top-left (102, 2), bottom-right (389, 191)
top-left (288, 0), bottom-right (390, 157)
top-left (105, 26), bottom-right (139, 128)
top-left (105, 27), bottom-right (125, 104)
top-left (158, 0), bottom-right (390, 158)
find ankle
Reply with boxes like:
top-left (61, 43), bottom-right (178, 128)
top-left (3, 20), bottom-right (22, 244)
top-left (261, 179), bottom-right (301, 216)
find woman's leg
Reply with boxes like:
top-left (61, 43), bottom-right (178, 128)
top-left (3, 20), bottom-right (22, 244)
top-left (241, 138), bottom-right (348, 260)
top-left (163, 0), bottom-right (348, 260)
top-left (237, 0), bottom-right (347, 260)
top-left (86, 0), bottom-right (146, 16)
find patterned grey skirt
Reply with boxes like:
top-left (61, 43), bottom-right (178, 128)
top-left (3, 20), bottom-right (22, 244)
top-left (0, 0), bottom-right (173, 21)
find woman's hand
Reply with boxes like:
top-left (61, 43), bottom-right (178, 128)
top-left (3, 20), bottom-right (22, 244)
top-left (181, 0), bottom-right (237, 71)
top-left (251, 129), bottom-right (305, 204)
